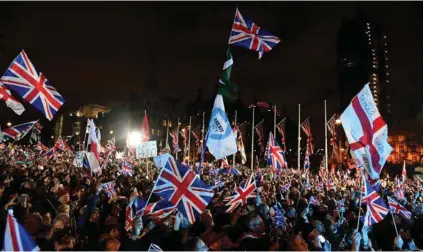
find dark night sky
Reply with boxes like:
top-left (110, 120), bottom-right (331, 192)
top-left (0, 2), bottom-right (422, 147)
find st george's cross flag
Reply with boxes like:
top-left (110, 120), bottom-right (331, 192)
top-left (205, 95), bottom-right (237, 160)
top-left (152, 156), bottom-right (214, 224)
top-left (0, 81), bottom-right (25, 115)
top-left (1, 50), bottom-right (64, 120)
top-left (229, 9), bottom-right (280, 59)
top-left (340, 83), bottom-right (393, 180)
top-left (3, 209), bottom-right (39, 251)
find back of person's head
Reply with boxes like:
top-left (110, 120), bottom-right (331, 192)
top-left (53, 228), bottom-right (73, 251)
top-left (184, 237), bottom-right (208, 251)
top-left (104, 237), bottom-right (120, 251)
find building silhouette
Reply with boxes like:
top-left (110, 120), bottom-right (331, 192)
top-left (337, 13), bottom-right (392, 121)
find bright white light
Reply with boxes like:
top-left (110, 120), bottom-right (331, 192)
top-left (6, 122), bottom-right (12, 127)
top-left (128, 131), bottom-right (142, 147)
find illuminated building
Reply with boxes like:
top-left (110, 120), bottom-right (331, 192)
top-left (337, 13), bottom-right (391, 122)
top-left (387, 131), bottom-right (423, 165)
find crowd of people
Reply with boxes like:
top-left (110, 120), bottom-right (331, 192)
top-left (0, 144), bottom-right (422, 251)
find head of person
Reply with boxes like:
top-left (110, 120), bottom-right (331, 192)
top-left (247, 215), bottom-right (265, 234)
top-left (53, 229), bottom-right (74, 251)
top-left (185, 237), bottom-right (208, 251)
top-left (104, 238), bottom-right (120, 251)
top-left (200, 209), bottom-right (214, 229)
top-left (288, 233), bottom-right (309, 251)
top-left (25, 213), bottom-right (43, 235)
top-left (57, 188), bottom-right (70, 204)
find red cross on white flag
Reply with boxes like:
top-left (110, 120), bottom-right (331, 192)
top-left (340, 83), bottom-right (393, 180)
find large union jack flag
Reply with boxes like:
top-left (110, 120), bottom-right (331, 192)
top-left (229, 9), bottom-right (280, 59)
top-left (362, 176), bottom-right (389, 226)
top-left (1, 50), bottom-right (64, 120)
top-left (1, 121), bottom-right (37, 142)
top-left (224, 174), bottom-right (257, 213)
top-left (266, 132), bottom-right (287, 170)
top-left (387, 196), bottom-right (411, 219)
top-left (152, 157), bottom-right (214, 224)
top-left (103, 181), bottom-right (117, 198)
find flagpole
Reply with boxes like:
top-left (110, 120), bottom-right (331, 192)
top-left (356, 173), bottom-right (363, 231)
top-left (201, 112), bottom-right (205, 159)
top-left (188, 116), bottom-right (192, 162)
top-left (233, 110), bottom-right (237, 168)
top-left (176, 117), bottom-right (180, 161)
top-left (165, 119), bottom-right (169, 148)
top-left (324, 100), bottom-right (328, 173)
top-left (251, 106), bottom-right (255, 173)
top-left (227, 8), bottom-right (238, 45)
top-left (298, 104), bottom-right (301, 169)
top-left (273, 105), bottom-right (277, 137)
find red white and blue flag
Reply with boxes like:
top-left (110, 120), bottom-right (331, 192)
top-left (1, 120), bottom-right (37, 142)
top-left (3, 209), bottom-right (39, 251)
top-left (301, 118), bottom-right (314, 155)
top-left (266, 132), bottom-right (287, 170)
top-left (401, 160), bottom-right (407, 183)
top-left (276, 118), bottom-right (287, 152)
top-left (103, 181), bottom-right (117, 198)
top-left (340, 83), bottom-right (393, 180)
top-left (152, 156), bottom-right (214, 224)
top-left (304, 149), bottom-right (310, 169)
top-left (309, 196), bottom-right (320, 206)
top-left (387, 196), bottom-right (411, 219)
top-left (1, 50), bottom-right (64, 120)
top-left (34, 141), bottom-right (49, 153)
top-left (142, 199), bottom-right (176, 220)
top-left (224, 174), bottom-right (257, 213)
top-left (120, 160), bottom-right (133, 177)
top-left (361, 176), bottom-right (389, 226)
top-left (170, 130), bottom-right (181, 154)
top-left (229, 9), bottom-right (280, 59)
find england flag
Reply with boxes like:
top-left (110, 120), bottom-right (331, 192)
top-left (340, 83), bottom-right (393, 180)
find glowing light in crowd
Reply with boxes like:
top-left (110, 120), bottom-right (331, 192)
top-left (127, 131), bottom-right (143, 147)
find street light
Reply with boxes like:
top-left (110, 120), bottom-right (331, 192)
top-left (6, 122), bottom-right (11, 127)
top-left (109, 130), bottom-right (114, 135)
top-left (335, 118), bottom-right (342, 125)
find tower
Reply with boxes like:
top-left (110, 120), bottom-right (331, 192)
top-left (337, 13), bottom-right (391, 121)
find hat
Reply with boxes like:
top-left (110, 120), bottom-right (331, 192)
top-left (57, 188), bottom-right (69, 199)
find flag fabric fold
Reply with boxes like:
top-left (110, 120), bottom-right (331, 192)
top-left (217, 48), bottom-right (239, 102)
top-left (3, 209), bottom-right (39, 251)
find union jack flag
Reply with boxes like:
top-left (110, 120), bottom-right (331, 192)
top-left (254, 120), bottom-right (265, 155)
top-left (315, 181), bottom-right (324, 191)
top-left (281, 183), bottom-right (291, 193)
top-left (142, 199), bottom-right (176, 220)
top-left (401, 160), bottom-right (407, 183)
top-left (229, 9), bottom-right (280, 59)
top-left (3, 209), bottom-right (39, 252)
top-left (309, 196), bottom-right (320, 206)
top-left (361, 176), bottom-right (389, 226)
top-left (125, 204), bottom-right (135, 231)
top-left (120, 160), bottom-right (133, 177)
top-left (301, 118), bottom-right (314, 154)
top-left (169, 130), bottom-right (181, 154)
top-left (266, 132), bottom-right (287, 170)
top-left (1, 50), bottom-right (64, 120)
top-left (326, 179), bottom-right (335, 191)
top-left (387, 196), bottom-right (411, 219)
top-left (180, 127), bottom-right (189, 154)
top-left (152, 157), bottom-right (214, 224)
top-left (34, 142), bottom-right (49, 152)
top-left (304, 149), bottom-right (310, 169)
top-left (103, 181), bottom-right (116, 198)
top-left (224, 174), bottom-right (257, 213)
top-left (1, 121), bottom-right (37, 142)
top-left (191, 125), bottom-right (201, 145)
top-left (271, 205), bottom-right (286, 228)
top-left (276, 118), bottom-right (287, 152)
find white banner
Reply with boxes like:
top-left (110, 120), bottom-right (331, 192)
top-left (136, 141), bottom-right (157, 159)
